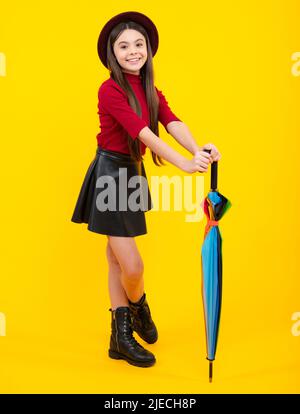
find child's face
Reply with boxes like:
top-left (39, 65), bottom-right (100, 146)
top-left (113, 29), bottom-right (147, 75)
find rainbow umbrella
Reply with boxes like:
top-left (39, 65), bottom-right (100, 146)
top-left (201, 150), bottom-right (231, 382)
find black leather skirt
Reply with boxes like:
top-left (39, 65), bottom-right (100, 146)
top-left (71, 147), bottom-right (153, 237)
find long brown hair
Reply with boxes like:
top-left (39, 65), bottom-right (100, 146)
top-left (105, 21), bottom-right (166, 167)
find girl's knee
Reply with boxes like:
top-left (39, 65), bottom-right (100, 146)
top-left (106, 236), bottom-right (143, 278)
top-left (123, 260), bottom-right (144, 281)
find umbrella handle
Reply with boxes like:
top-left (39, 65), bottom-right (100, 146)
top-left (204, 149), bottom-right (218, 191)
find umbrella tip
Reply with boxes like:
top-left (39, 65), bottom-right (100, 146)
top-left (209, 361), bottom-right (213, 382)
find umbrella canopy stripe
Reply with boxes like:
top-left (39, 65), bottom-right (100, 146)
top-left (201, 226), bottom-right (222, 361)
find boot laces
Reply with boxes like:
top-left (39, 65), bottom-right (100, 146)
top-left (122, 316), bottom-right (143, 349)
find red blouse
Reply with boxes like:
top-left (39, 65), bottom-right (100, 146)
top-left (96, 72), bottom-right (182, 156)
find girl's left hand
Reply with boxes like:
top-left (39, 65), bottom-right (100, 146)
top-left (197, 143), bottom-right (221, 162)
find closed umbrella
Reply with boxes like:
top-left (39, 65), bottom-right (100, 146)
top-left (201, 149), bottom-right (231, 382)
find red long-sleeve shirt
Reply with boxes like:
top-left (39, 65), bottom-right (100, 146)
top-left (96, 72), bottom-right (182, 155)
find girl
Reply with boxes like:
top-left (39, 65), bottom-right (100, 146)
top-left (71, 11), bottom-right (221, 368)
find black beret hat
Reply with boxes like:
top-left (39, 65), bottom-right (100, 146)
top-left (97, 11), bottom-right (159, 68)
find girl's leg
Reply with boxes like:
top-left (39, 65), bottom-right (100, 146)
top-left (106, 238), bottom-right (128, 310)
top-left (105, 237), bottom-right (155, 367)
top-left (106, 235), bottom-right (158, 350)
top-left (106, 235), bottom-right (144, 305)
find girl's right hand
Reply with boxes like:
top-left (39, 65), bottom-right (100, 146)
top-left (181, 150), bottom-right (212, 173)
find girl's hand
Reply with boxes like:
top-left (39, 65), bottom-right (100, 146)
top-left (181, 150), bottom-right (211, 173)
top-left (198, 143), bottom-right (221, 162)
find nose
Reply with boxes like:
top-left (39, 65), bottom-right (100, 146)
top-left (128, 46), bottom-right (140, 55)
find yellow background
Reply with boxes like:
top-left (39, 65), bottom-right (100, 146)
top-left (0, 0), bottom-right (299, 393)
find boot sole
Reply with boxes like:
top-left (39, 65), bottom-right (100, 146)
top-left (141, 335), bottom-right (158, 344)
top-left (134, 331), bottom-right (158, 344)
top-left (138, 337), bottom-right (158, 344)
top-left (108, 350), bottom-right (156, 367)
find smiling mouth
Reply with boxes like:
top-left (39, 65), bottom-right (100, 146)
top-left (126, 58), bottom-right (141, 62)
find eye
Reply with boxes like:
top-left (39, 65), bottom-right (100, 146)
top-left (120, 43), bottom-right (143, 49)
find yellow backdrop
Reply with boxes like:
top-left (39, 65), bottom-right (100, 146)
top-left (0, 0), bottom-right (299, 393)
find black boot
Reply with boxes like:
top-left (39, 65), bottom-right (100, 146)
top-left (108, 306), bottom-right (156, 367)
top-left (128, 293), bottom-right (158, 344)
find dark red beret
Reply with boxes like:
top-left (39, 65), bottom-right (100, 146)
top-left (97, 11), bottom-right (159, 68)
